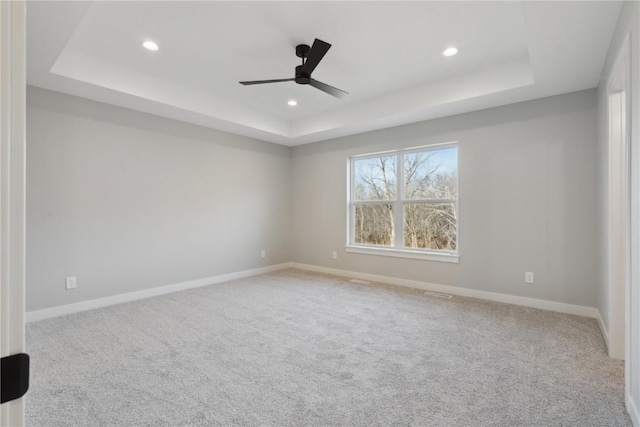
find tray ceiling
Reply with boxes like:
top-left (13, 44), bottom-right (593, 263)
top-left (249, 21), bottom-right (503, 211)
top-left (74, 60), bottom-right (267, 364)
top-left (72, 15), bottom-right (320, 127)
top-left (27, 1), bottom-right (622, 146)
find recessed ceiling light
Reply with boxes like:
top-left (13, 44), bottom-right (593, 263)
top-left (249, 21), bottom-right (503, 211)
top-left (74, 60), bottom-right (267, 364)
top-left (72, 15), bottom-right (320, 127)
top-left (442, 47), bottom-right (458, 57)
top-left (142, 41), bottom-right (159, 51)
top-left (288, 100), bottom-right (298, 107)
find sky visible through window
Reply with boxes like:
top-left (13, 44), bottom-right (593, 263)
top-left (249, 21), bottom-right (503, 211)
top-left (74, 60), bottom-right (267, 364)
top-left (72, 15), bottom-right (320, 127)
top-left (423, 147), bottom-right (457, 174)
top-left (354, 147), bottom-right (457, 201)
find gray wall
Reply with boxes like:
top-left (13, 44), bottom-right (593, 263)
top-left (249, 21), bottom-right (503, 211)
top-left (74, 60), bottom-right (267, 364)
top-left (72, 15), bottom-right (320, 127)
top-left (26, 86), bottom-right (290, 311)
top-left (291, 90), bottom-right (598, 307)
top-left (27, 87), bottom-right (600, 312)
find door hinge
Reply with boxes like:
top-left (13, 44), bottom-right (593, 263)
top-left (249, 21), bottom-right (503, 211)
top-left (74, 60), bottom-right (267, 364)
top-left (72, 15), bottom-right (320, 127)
top-left (1, 353), bottom-right (29, 404)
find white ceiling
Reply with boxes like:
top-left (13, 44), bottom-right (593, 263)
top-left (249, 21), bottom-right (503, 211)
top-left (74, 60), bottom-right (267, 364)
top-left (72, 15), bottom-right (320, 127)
top-left (27, 1), bottom-right (622, 146)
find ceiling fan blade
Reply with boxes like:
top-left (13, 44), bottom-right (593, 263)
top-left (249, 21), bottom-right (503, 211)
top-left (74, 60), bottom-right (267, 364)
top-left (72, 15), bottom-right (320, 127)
top-left (301, 39), bottom-right (331, 75)
top-left (309, 79), bottom-right (348, 98)
top-left (239, 78), bottom-right (294, 85)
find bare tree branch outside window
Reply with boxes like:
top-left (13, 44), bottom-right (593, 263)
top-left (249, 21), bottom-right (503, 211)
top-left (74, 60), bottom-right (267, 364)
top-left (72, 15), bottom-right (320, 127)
top-left (351, 146), bottom-right (457, 252)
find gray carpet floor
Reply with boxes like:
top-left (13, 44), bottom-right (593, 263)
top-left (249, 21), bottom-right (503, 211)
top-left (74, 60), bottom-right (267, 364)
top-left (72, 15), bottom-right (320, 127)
top-left (26, 269), bottom-right (631, 426)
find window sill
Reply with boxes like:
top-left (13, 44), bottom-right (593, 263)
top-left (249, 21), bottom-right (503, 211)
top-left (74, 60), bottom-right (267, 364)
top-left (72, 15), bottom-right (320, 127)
top-left (345, 245), bottom-right (459, 263)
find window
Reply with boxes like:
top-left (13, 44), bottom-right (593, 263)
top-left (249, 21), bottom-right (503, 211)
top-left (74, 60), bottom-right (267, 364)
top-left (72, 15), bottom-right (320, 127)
top-left (348, 144), bottom-right (458, 262)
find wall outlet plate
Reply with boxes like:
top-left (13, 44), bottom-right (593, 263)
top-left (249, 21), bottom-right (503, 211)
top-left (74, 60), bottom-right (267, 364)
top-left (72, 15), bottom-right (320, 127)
top-left (65, 276), bottom-right (77, 290)
top-left (525, 272), bottom-right (534, 284)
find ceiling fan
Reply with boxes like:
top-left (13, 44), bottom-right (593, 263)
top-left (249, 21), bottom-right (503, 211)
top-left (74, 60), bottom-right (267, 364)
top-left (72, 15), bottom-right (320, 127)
top-left (239, 39), bottom-right (348, 99)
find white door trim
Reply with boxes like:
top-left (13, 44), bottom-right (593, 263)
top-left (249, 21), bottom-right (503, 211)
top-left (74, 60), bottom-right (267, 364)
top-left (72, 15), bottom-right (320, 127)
top-left (627, 21), bottom-right (640, 424)
top-left (606, 34), bottom-right (630, 361)
top-left (0, 1), bottom-right (27, 425)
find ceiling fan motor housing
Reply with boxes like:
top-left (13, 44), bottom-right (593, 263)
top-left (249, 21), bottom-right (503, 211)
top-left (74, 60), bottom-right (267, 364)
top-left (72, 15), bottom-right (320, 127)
top-left (295, 65), bottom-right (311, 85)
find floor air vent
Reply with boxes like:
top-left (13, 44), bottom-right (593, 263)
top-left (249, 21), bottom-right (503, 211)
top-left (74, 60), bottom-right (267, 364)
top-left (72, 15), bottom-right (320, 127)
top-left (424, 291), bottom-right (453, 299)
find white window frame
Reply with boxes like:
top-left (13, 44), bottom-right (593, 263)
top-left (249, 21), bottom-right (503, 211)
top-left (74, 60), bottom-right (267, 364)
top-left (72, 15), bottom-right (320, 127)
top-left (346, 142), bottom-right (459, 263)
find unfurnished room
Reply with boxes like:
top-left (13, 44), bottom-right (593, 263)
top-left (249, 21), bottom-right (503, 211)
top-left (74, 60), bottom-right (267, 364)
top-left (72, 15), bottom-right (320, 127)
top-left (1, 1), bottom-right (639, 426)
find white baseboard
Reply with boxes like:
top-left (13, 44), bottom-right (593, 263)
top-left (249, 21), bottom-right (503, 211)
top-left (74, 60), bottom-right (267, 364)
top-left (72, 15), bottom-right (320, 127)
top-left (290, 263), bottom-right (599, 319)
top-left (27, 261), bottom-right (601, 325)
top-left (596, 309), bottom-right (610, 349)
top-left (629, 396), bottom-right (640, 427)
top-left (26, 263), bottom-right (291, 323)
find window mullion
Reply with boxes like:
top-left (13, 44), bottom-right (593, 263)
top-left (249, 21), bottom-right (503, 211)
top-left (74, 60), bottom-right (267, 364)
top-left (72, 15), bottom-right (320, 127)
top-left (349, 158), bottom-right (355, 245)
top-left (395, 154), bottom-right (404, 248)
top-left (406, 198), bottom-right (458, 204)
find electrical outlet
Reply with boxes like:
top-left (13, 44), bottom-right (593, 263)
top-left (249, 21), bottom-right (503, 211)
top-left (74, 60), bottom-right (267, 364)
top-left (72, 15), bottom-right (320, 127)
top-left (525, 272), bottom-right (534, 284)
top-left (261, 250), bottom-right (266, 258)
top-left (65, 276), bottom-right (77, 290)
top-left (332, 251), bottom-right (338, 259)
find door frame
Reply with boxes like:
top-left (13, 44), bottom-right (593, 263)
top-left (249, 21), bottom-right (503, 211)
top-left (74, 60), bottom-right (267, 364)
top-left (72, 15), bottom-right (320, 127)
top-left (606, 34), bottom-right (630, 362)
top-left (605, 32), bottom-right (640, 425)
top-left (0, 1), bottom-right (27, 425)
